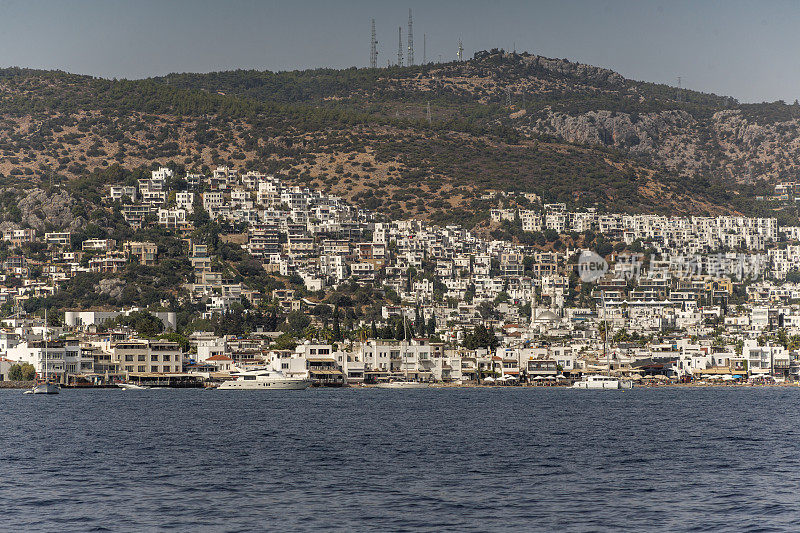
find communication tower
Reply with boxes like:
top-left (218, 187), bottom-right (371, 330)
top-left (370, 19), bottom-right (378, 69)
top-left (407, 9), bottom-right (414, 66)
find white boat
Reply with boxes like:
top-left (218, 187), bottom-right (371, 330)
top-left (375, 380), bottom-right (428, 389)
top-left (30, 379), bottom-right (60, 395)
top-left (118, 383), bottom-right (149, 390)
top-left (572, 375), bottom-right (633, 389)
top-left (217, 369), bottom-right (312, 390)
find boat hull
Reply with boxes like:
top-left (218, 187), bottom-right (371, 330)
top-left (375, 381), bottom-right (429, 389)
top-left (118, 383), bottom-right (149, 390)
top-left (572, 376), bottom-right (633, 389)
top-left (218, 379), bottom-right (312, 390)
top-left (31, 382), bottom-right (60, 394)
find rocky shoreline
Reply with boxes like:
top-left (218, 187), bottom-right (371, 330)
top-left (0, 381), bottom-right (34, 389)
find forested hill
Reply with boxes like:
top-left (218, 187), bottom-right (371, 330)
top-left (153, 51), bottom-right (800, 185)
top-left (0, 50), bottom-right (796, 228)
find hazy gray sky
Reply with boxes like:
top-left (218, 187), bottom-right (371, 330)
top-left (1, 0), bottom-right (799, 103)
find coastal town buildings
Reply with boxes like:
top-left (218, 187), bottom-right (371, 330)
top-left (0, 166), bottom-right (799, 387)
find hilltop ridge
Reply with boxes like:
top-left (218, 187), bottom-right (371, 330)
top-left (0, 51), bottom-right (795, 226)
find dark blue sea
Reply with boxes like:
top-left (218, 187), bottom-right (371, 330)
top-left (2, 387), bottom-right (800, 532)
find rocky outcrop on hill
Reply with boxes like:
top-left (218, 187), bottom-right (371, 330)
top-left (5, 188), bottom-right (85, 232)
top-left (519, 54), bottom-right (625, 86)
top-left (96, 278), bottom-right (125, 300)
top-left (526, 108), bottom-right (800, 182)
top-left (534, 109), bottom-right (693, 152)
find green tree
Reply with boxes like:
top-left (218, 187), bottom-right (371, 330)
top-left (463, 324), bottom-right (499, 350)
top-left (332, 309), bottom-right (342, 342)
top-left (273, 333), bottom-right (298, 351)
top-left (9, 363), bottom-right (36, 381)
top-left (494, 291), bottom-right (510, 303)
top-left (287, 311), bottom-right (310, 334)
top-left (465, 283), bottom-right (476, 304)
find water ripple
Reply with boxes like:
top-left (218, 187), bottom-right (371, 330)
top-left (2, 387), bottom-right (800, 531)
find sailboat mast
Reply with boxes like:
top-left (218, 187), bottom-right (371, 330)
top-left (44, 309), bottom-right (48, 380)
top-left (403, 315), bottom-right (409, 380)
top-left (602, 290), bottom-right (609, 376)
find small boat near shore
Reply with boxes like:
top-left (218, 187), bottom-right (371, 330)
top-left (28, 378), bottom-right (61, 395)
top-left (118, 383), bottom-right (150, 390)
top-left (26, 310), bottom-right (60, 395)
top-left (571, 292), bottom-right (632, 390)
top-left (375, 380), bottom-right (428, 389)
top-left (374, 317), bottom-right (428, 389)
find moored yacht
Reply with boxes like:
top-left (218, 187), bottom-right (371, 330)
top-left (572, 375), bottom-right (633, 389)
top-left (217, 369), bottom-right (312, 390)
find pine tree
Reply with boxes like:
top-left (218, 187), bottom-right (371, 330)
top-left (427, 314), bottom-right (436, 337)
top-left (332, 309), bottom-right (342, 341)
top-left (371, 321), bottom-right (378, 339)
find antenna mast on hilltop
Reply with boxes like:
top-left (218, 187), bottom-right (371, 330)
top-left (677, 76), bottom-right (683, 103)
top-left (370, 19), bottom-right (378, 69)
top-left (457, 39), bottom-right (464, 62)
top-left (407, 9), bottom-right (414, 66)
top-left (398, 27), bottom-right (404, 66)
top-left (423, 34), bottom-right (426, 64)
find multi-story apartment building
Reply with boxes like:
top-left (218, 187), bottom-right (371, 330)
top-left (112, 340), bottom-right (182, 374)
top-left (7, 338), bottom-right (93, 381)
top-left (124, 241), bottom-right (158, 265)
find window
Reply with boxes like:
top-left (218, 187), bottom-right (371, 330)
top-left (137, 366), bottom-right (146, 372)
top-left (282, 363), bottom-right (289, 369)
top-left (163, 355), bottom-right (170, 361)
top-left (138, 355), bottom-right (146, 362)
top-left (125, 355), bottom-right (134, 362)
top-left (151, 355), bottom-right (159, 362)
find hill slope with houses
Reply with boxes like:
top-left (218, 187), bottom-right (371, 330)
top-left (0, 51), bottom-right (796, 232)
